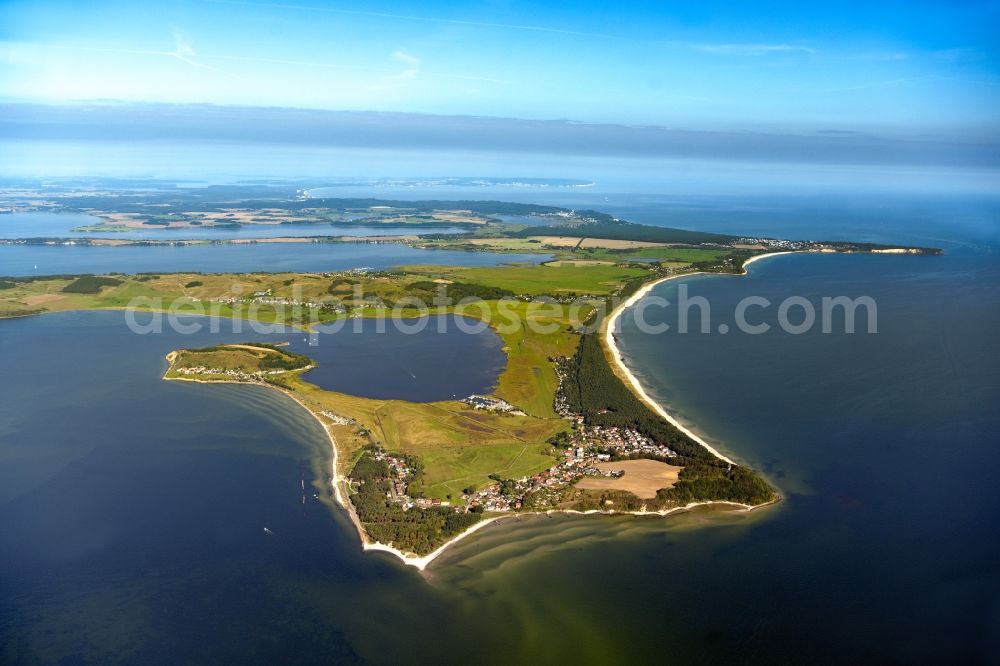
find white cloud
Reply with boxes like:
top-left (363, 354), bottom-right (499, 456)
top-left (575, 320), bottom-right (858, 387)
top-left (685, 42), bottom-right (816, 57)
top-left (198, 0), bottom-right (618, 40)
top-left (168, 29), bottom-right (223, 72)
top-left (1, 31), bottom-right (234, 77)
top-left (392, 50), bottom-right (421, 80)
top-left (365, 50), bottom-right (423, 91)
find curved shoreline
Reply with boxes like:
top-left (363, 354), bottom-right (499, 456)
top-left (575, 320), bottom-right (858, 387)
top-left (164, 363), bottom-right (772, 572)
top-left (162, 257), bottom-right (793, 573)
top-left (602, 251), bottom-right (797, 465)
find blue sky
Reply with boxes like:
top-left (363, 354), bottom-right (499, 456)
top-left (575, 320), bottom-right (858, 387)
top-left (1, 0), bottom-right (998, 135)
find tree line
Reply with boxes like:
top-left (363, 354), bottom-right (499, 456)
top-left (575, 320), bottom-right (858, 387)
top-left (406, 280), bottom-right (515, 303)
top-left (560, 311), bottom-right (774, 507)
top-left (61, 276), bottom-right (124, 294)
top-left (514, 221), bottom-right (733, 244)
top-left (348, 446), bottom-right (482, 555)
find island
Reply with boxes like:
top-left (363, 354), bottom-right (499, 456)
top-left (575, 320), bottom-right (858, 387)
top-left (0, 188), bottom-right (942, 568)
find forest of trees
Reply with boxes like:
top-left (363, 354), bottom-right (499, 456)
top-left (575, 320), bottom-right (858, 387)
top-left (299, 198), bottom-right (566, 217)
top-left (560, 304), bottom-right (775, 507)
top-left (326, 277), bottom-right (358, 293)
top-left (184, 343), bottom-right (312, 371)
top-left (405, 280), bottom-right (515, 303)
top-left (60, 276), bottom-right (123, 293)
top-left (252, 344), bottom-right (313, 371)
top-left (514, 221), bottom-right (733, 244)
top-left (348, 446), bottom-right (482, 555)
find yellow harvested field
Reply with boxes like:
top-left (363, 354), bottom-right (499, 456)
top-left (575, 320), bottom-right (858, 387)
top-left (575, 459), bottom-right (682, 499)
top-left (23, 293), bottom-right (68, 306)
top-left (529, 236), bottom-right (584, 247)
top-left (578, 238), bottom-right (669, 249)
top-left (528, 236), bottom-right (673, 249)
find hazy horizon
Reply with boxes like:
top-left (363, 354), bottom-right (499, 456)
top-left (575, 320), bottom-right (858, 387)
top-left (4, 0), bottom-right (996, 191)
top-left (2, 1), bottom-right (998, 134)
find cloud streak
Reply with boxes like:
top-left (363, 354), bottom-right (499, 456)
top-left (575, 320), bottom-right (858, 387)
top-left (3, 39), bottom-right (508, 85)
top-left (11, 36), bottom-right (237, 77)
top-left (367, 50), bottom-right (422, 91)
top-left (204, 50), bottom-right (507, 84)
top-left (197, 0), bottom-right (619, 40)
top-left (392, 50), bottom-right (421, 80)
top-left (682, 42), bottom-right (816, 56)
top-left (167, 29), bottom-right (228, 73)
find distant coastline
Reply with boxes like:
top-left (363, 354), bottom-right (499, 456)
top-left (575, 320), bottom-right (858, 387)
top-left (115, 245), bottom-right (926, 571)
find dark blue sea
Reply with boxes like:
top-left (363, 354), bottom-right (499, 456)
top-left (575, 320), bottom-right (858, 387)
top-left (1, 181), bottom-right (998, 663)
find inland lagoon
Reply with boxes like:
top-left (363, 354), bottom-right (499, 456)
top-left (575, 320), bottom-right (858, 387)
top-left (2, 250), bottom-right (998, 663)
top-left (0, 242), bottom-right (549, 277)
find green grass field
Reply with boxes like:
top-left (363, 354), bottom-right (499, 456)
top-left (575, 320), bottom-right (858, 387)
top-left (5, 260), bottom-right (653, 505)
top-left (420, 236), bottom-right (728, 268)
top-left (166, 343), bottom-right (310, 376)
top-left (286, 376), bottom-right (567, 501)
top-left (430, 263), bottom-right (649, 295)
top-left (573, 246), bottom-right (726, 263)
top-left (416, 443), bottom-right (556, 499)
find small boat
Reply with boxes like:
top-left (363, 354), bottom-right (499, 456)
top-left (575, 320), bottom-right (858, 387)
top-left (263, 527), bottom-right (274, 535)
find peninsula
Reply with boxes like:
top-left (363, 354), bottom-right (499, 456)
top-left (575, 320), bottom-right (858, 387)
top-left (0, 190), bottom-right (942, 568)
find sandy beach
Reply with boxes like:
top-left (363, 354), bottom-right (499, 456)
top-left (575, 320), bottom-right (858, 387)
top-left (161, 256), bottom-right (792, 572)
top-left (164, 365), bottom-right (766, 571)
top-left (333, 253), bottom-right (790, 570)
top-left (602, 252), bottom-right (796, 466)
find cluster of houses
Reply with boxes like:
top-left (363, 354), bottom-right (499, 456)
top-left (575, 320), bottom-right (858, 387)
top-left (367, 449), bottom-right (452, 511)
top-left (510, 293), bottom-right (598, 304)
top-left (567, 423), bottom-right (676, 460)
top-left (366, 418), bottom-right (677, 516)
top-left (553, 359), bottom-right (581, 421)
top-left (320, 410), bottom-right (354, 426)
top-left (736, 237), bottom-right (805, 251)
top-left (461, 394), bottom-right (525, 415)
top-left (462, 423), bottom-right (674, 512)
top-left (354, 354), bottom-right (680, 516)
top-left (171, 365), bottom-right (287, 381)
top-left (343, 236), bottom-right (410, 245)
top-left (552, 394), bottom-right (576, 422)
top-left (352, 350), bottom-right (683, 515)
top-left (192, 268), bottom-right (399, 314)
top-left (463, 446), bottom-right (617, 513)
top-left (330, 268), bottom-right (385, 278)
top-left (195, 293), bottom-right (343, 312)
